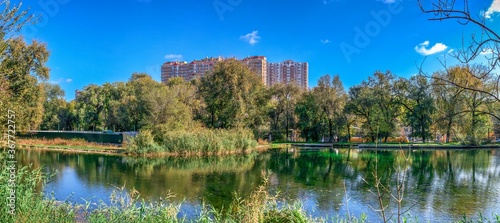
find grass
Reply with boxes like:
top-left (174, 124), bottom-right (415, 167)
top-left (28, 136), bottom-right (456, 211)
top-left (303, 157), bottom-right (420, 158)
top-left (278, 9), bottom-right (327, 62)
top-left (17, 138), bottom-right (122, 150)
top-left (126, 128), bottom-right (259, 156)
top-left (0, 155), bottom-right (76, 223)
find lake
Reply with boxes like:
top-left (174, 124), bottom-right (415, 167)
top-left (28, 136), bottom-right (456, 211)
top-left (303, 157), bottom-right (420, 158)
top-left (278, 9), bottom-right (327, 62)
top-left (14, 148), bottom-right (500, 222)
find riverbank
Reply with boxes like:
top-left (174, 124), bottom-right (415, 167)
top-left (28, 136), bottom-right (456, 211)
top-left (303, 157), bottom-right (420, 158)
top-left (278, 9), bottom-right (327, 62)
top-left (286, 142), bottom-right (500, 149)
top-left (5, 138), bottom-right (271, 157)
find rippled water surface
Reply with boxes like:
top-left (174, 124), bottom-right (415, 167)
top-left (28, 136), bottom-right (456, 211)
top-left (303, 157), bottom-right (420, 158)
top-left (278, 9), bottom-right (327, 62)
top-left (15, 148), bottom-right (500, 222)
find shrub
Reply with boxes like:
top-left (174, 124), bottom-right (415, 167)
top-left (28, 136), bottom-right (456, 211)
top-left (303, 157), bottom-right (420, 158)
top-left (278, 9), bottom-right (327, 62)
top-left (126, 129), bottom-right (161, 154)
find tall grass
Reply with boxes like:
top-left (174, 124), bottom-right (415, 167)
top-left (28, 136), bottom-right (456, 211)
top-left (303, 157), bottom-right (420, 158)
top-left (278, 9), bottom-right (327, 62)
top-left (82, 171), bottom-right (317, 223)
top-left (0, 155), bottom-right (75, 223)
top-left (127, 128), bottom-right (258, 155)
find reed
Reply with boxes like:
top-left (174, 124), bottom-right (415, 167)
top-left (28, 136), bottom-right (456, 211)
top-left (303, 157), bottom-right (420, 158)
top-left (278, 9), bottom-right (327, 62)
top-left (0, 158), bottom-right (75, 223)
top-left (127, 128), bottom-right (258, 155)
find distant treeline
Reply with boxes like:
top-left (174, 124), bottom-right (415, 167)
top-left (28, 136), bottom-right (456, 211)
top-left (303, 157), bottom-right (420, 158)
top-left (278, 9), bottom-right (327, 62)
top-left (34, 62), bottom-right (500, 146)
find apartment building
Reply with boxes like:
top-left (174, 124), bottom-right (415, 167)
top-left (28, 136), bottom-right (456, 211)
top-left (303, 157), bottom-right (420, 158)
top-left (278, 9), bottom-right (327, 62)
top-left (267, 60), bottom-right (308, 89)
top-left (241, 56), bottom-right (267, 86)
top-left (161, 56), bottom-right (223, 82)
top-left (161, 56), bottom-right (307, 89)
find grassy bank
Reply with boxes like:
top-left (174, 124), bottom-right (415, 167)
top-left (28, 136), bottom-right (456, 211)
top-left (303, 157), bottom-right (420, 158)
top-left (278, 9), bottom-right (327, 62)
top-left (126, 128), bottom-right (261, 156)
top-left (12, 129), bottom-right (267, 157)
top-left (0, 161), bottom-right (76, 222)
top-left (9, 138), bottom-right (125, 155)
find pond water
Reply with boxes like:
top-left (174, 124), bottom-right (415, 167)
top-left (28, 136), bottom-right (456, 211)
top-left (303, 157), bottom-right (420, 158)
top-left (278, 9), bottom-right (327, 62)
top-left (14, 148), bottom-right (500, 222)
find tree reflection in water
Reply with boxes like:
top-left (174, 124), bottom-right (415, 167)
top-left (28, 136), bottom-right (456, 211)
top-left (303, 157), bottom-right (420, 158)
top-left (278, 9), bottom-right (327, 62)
top-left (14, 148), bottom-right (500, 222)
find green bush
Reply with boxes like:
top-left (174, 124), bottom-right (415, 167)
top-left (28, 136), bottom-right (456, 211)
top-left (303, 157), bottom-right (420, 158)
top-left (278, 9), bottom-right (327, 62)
top-left (126, 129), bottom-right (162, 154)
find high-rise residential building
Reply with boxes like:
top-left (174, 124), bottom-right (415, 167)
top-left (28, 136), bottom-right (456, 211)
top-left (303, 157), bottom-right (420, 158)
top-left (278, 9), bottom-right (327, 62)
top-left (267, 60), bottom-right (308, 89)
top-left (241, 56), bottom-right (267, 86)
top-left (161, 56), bottom-right (223, 83)
top-left (161, 56), bottom-right (307, 89)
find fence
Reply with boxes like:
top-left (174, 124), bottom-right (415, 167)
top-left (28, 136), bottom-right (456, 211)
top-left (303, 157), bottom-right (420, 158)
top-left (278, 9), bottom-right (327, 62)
top-left (18, 131), bottom-right (128, 145)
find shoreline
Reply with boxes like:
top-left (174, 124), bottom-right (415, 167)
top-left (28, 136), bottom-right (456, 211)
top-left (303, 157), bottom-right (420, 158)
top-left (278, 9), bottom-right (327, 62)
top-left (289, 142), bottom-right (500, 149)
top-left (4, 142), bottom-right (271, 157)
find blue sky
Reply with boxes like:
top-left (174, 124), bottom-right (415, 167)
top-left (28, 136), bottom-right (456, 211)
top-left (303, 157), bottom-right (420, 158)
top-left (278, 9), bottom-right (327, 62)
top-left (18, 0), bottom-right (500, 100)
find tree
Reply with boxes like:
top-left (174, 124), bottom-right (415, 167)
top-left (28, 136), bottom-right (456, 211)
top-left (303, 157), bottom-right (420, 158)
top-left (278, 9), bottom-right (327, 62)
top-left (199, 59), bottom-right (265, 129)
top-left (267, 83), bottom-right (302, 141)
top-left (432, 66), bottom-right (467, 143)
top-left (458, 65), bottom-right (495, 144)
top-left (313, 74), bottom-right (347, 142)
top-left (395, 75), bottom-right (435, 142)
top-left (167, 77), bottom-right (205, 124)
top-left (142, 84), bottom-right (192, 130)
top-left (418, 0), bottom-right (500, 122)
top-left (346, 71), bottom-right (403, 142)
top-left (40, 83), bottom-right (67, 130)
top-left (75, 84), bottom-right (105, 131)
top-left (418, 0), bottom-right (500, 75)
top-left (296, 91), bottom-right (323, 142)
top-left (1, 37), bottom-right (50, 131)
top-left (0, 1), bottom-right (46, 133)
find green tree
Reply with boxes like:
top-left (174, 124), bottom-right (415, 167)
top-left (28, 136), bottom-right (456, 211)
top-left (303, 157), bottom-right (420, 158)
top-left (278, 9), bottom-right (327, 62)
top-left (40, 83), bottom-right (68, 130)
top-left (432, 66), bottom-right (468, 143)
top-left (1, 37), bottom-right (50, 131)
top-left (346, 71), bottom-right (402, 142)
top-left (459, 65), bottom-right (495, 145)
top-left (142, 83), bottom-right (192, 130)
top-left (313, 74), bottom-right (347, 142)
top-left (199, 59), bottom-right (265, 129)
top-left (395, 75), bottom-right (435, 142)
top-left (268, 83), bottom-right (302, 141)
top-left (296, 91), bottom-right (323, 142)
top-left (0, 1), bottom-right (47, 133)
top-left (75, 84), bottom-right (105, 131)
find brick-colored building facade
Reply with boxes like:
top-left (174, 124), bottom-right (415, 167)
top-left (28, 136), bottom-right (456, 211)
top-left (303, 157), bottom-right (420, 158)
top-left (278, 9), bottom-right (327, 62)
top-left (161, 56), bottom-right (308, 89)
top-left (267, 60), bottom-right (308, 89)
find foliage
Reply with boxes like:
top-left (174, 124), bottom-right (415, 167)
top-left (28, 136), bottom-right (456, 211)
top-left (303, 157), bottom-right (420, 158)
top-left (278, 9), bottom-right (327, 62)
top-left (295, 91), bottom-right (323, 142)
top-left (395, 75), bottom-right (435, 142)
top-left (313, 74), bottom-right (348, 142)
top-left (267, 83), bottom-right (302, 141)
top-left (346, 71), bottom-right (402, 142)
top-left (198, 59), bottom-right (266, 130)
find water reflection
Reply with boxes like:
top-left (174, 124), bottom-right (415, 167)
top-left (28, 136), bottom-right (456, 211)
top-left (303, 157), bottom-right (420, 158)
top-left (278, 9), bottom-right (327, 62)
top-left (13, 148), bottom-right (500, 222)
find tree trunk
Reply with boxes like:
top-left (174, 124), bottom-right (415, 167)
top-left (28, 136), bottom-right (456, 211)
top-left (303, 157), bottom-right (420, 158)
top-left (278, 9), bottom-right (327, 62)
top-left (329, 119), bottom-right (333, 142)
top-left (347, 124), bottom-right (351, 143)
top-left (421, 125), bottom-right (426, 143)
top-left (446, 118), bottom-right (452, 143)
top-left (286, 112), bottom-right (289, 142)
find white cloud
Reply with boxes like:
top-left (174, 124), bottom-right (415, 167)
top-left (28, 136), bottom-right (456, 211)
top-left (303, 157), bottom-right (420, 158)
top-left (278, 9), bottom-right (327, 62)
top-left (321, 39), bottom-right (331, 44)
top-left (484, 0), bottom-right (500, 19)
top-left (414, 40), bottom-right (448, 56)
top-left (447, 49), bottom-right (454, 54)
top-left (164, 54), bottom-right (183, 60)
top-left (49, 78), bottom-right (73, 84)
top-left (480, 48), bottom-right (494, 55)
top-left (240, 31), bottom-right (261, 45)
top-left (378, 0), bottom-right (395, 3)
